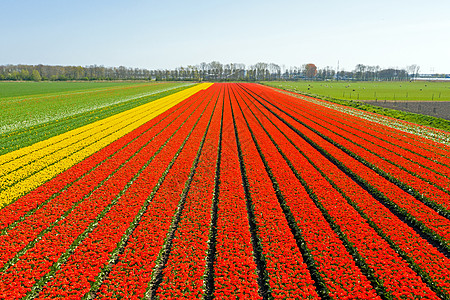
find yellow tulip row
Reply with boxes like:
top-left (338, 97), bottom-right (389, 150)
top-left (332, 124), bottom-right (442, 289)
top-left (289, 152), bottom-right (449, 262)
top-left (0, 85), bottom-right (202, 179)
top-left (0, 83), bottom-right (212, 207)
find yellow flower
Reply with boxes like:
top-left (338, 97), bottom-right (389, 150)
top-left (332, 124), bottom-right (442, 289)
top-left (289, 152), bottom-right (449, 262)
top-left (0, 83), bottom-right (212, 207)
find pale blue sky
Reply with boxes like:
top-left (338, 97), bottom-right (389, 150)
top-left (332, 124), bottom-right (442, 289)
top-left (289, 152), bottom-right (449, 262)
top-left (1, 0), bottom-right (449, 73)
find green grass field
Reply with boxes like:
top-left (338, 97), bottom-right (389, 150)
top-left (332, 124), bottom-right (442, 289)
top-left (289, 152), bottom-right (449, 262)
top-left (0, 81), bottom-right (194, 154)
top-left (0, 81), bottom-right (151, 98)
top-left (263, 81), bottom-right (450, 101)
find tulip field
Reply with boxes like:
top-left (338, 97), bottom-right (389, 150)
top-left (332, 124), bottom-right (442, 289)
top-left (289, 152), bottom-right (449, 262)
top-left (1, 82), bottom-right (450, 299)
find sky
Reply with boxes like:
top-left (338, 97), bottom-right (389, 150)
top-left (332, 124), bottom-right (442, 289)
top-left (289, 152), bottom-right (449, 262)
top-left (1, 0), bottom-right (450, 73)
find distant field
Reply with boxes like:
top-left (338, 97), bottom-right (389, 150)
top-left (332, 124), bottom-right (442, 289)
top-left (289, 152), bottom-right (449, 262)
top-left (0, 81), bottom-right (152, 98)
top-left (263, 81), bottom-right (450, 101)
top-left (0, 81), bottom-right (194, 154)
top-left (0, 81), bottom-right (191, 134)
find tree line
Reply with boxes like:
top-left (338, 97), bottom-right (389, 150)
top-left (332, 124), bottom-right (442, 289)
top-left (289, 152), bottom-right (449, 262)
top-left (0, 62), bottom-right (424, 82)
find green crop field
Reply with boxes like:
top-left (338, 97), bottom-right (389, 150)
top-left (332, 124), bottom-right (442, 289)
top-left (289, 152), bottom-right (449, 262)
top-left (0, 81), bottom-right (194, 155)
top-left (263, 81), bottom-right (450, 101)
top-left (0, 81), bottom-right (151, 98)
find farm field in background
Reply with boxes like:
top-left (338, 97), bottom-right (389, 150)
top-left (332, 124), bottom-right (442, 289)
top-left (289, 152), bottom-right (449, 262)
top-left (264, 80), bottom-right (450, 101)
top-left (0, 81), bottom-right (193, 155)
top-left (1, 82), bottom-right (450, 299)
top-left (0, 81), bottom-right (152, 98)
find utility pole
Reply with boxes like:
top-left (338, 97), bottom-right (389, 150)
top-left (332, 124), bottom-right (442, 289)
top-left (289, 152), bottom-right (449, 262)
top-left (336, 60), bottom-right (340, 81)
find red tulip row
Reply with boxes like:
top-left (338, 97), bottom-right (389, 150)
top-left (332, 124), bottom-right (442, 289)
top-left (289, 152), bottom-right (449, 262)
top-left (238, 83), bottom-right (442, 299)
top-left (249, 84), bottom-right (450, 251)
top-left (0, 89), bottom-right (209, 299)
top-left (269, 89), bottom-right (450, 185)
top-left (273, 87), bottom-right (450, 170)
top-left (270, 86), bottom-right (450, 160)
top-left (318, 118), bottom-right (450, 197)
top-left (254, 91), bottom-right (450, 296)
top-left (92, 85), bottom-right (218, 299)
top-left (37, 83), bottom-right (218, 299)
top-left (305, 101), bottom-right (450, 176)
top-left (234, 86), bottom-right (380, 299)
top-left (0, 92), bottom-right (197, 234)
top-left (258, 87), bottom-right (450, 212)
top-left (153, 86), bottom-right (224, 299)
top-left (230, 84), bottom-right (319, 299)
top-left (251, 86), bottom-right (450, 297)
top-left (210, 86), bottom-right (260, 299)
top-left (0, 94), bottom-right (199, 271)
top-left (314, 117), bottom-right (450, 211)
